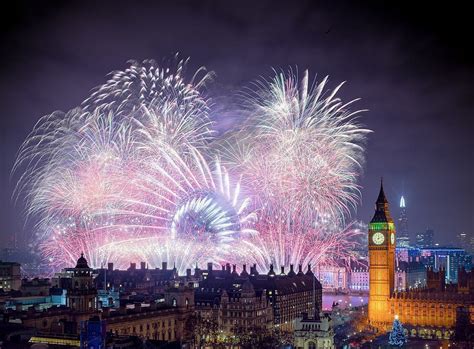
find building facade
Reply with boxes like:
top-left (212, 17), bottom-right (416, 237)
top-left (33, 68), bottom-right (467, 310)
top-left (0, 261), bottom-right (21, 291)
top-left (389, 268), bottom-right (474, 339)
top-left (368, 181), bottom-right (396, 327)
top-left (195, 263), bottom-right (322, 333)
top-left (67, 253), bottom-right (98, 313)
top-left (294, 313), bottom-right (335, 349)
top-left (218, 280), bottom-right (273, 334)
top-left (316, 262), bottom-right (349, 292)
top-left (104, 285), bottom-right (194, 342)
top-left (348, 259), bottom-right (369, 292)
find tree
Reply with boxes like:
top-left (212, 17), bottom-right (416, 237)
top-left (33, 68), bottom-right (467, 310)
top-left (389, 317), bottom-right (407, 347)
top-left (188, 313), bottom-right (219, 348)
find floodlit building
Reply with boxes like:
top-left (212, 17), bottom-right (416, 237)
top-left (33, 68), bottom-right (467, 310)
top-left (397, 195), bottom-right (410, 248)
top-left (368, 181), bottom-right (396, 327)
top-left (294, 312), bottom-right (335, 349)
top-left (368, 181), bottom-right (474, 339)
top-left (348, 259), bottom-right (369, 292)
top-left (315, 262), bottom-right (349, 292)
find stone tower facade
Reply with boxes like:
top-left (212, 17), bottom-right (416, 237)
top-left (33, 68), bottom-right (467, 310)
top-left (67, 253), bottom-right (97, 313)
top-left (368, 181), bottom-right (396, 328)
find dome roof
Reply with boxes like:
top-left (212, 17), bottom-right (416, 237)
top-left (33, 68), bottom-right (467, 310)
top-left (75, 253), bottom-right (90, 269)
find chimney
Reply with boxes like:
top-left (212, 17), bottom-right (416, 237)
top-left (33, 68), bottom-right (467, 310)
top-left (268, 264), bottom-right (275, 277)
top-left (207, 262), bottom-right (213, 271)
top-left (162, 262), bottom-right (168, 270)
top-left (134, 303), bottom-right (142, 312)
top-left (280, 266), bottom-right (285, 275)
top-left (130, 263), bottom-right (136, 270)
top-left (140, 262), bottom-right (146, 270)
top-left (107, 263), bottom-right (114, 272)
top-left (226, 263), bottom-right (231, 273)
top-left (222, 265), bottom-right (225, 271)
top-left (298, 264), bottom-right (303, 274)
top-left (186, 269), bottom-right (191, 278)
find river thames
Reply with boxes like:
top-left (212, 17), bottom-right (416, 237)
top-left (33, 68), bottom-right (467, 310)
top-left (322, 293), bottom-right (368, 310)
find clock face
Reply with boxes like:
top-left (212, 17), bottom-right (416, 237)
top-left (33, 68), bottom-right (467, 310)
top-left (391, 233), bottom-right (395, 245)
top-left (372, 232), bottom-right (385, 245)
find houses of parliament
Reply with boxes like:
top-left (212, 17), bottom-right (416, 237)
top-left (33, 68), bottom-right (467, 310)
top-left (368, 182), bottom-right (474, 338)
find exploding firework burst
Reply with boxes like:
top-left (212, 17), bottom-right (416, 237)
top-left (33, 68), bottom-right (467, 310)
top-left (13, 58), bottom-right (234, 272)
top-left (14, 60), bottom-right (370, 274)
top-left (222, 69), bottom-right (370, 270)
top-left (83, 57), bottom-right (214, 152)
top-left (223, 69), bottom-right (370, 220)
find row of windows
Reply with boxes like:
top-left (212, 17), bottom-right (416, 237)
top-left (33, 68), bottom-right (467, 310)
top-left (225, 310), bottom-right (269, 318)
top-left (393, 302), bottom-right (454, 309)
top-left (114, 328), bottom-right (177, 341)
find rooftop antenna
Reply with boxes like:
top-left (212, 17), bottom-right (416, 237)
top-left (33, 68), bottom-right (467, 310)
top-left (313, 270), bottom-right (316, 318)
top-left (102, 263), bottom-right (107, 291)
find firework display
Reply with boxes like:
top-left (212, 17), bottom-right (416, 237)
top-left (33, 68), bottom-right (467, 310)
top-left (14, 58), bottom-right (369, 274)
top-left (222, 70), bottom-right (370, 271)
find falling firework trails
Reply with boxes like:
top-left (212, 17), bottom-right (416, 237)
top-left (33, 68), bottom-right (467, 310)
top-left (14, 58), bottom-right (369, 273)
top-left (222, 69), bottom-right (370, 271)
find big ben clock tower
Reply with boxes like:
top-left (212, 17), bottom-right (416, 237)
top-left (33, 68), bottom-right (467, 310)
top-left (368, 180), bottom-right (395, 328)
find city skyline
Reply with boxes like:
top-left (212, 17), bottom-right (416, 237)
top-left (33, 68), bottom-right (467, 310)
top-left (0, 2), bottom-right (472, 248)
top-left (0, 3), bottom-right (472, 348)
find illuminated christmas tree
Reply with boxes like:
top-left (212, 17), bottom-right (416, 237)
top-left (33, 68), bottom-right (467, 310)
top-left (389, 316), bottom-right (407, 347)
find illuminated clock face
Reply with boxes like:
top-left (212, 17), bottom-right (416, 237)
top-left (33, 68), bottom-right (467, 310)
top-left (372, 232), bottom-right (385, 245)
top-left (391, 233), bottom-right (395, 244)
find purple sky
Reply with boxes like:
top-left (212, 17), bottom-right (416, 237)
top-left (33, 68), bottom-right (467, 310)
top-left (1, 1), bottom-right (473, 247)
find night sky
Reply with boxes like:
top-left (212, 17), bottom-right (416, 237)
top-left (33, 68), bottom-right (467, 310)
top-left (1, 1), bottom-right (472, 247)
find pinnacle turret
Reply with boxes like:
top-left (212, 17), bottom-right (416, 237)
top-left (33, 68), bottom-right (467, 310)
top-left (371, 178), bottom-right (393, 223)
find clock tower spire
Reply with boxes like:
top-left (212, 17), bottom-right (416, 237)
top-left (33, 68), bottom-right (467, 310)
top-left (368, 179), bottom-right (396, 328)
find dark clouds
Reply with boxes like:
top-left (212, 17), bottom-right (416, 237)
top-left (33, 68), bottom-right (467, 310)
top-left (1, 1), bottom-right (473, 246)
